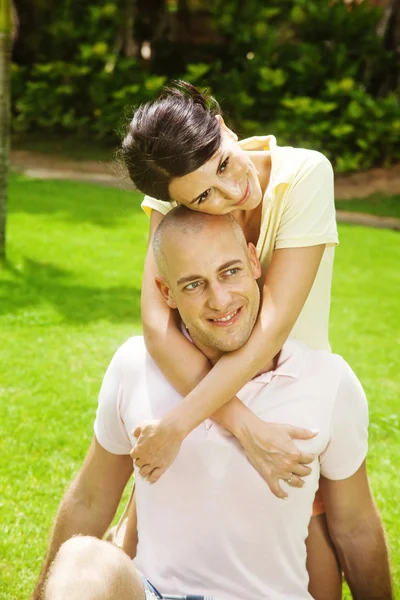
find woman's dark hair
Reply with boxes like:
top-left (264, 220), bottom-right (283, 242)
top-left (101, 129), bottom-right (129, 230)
top-left (121, 81), bottom-right (221, 202)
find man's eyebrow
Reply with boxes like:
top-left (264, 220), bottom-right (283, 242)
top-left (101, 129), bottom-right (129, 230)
top-left (176, 260), bottom-right (243, 286)
top-left (189, 151), bottom-right (225, 205)
top-left (177, 273), bottom-right (203, 286)
top-left (218, 259), bottom-right (243, 271)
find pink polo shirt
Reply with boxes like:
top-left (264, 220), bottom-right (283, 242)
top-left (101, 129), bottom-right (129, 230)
top-left (94, 338), bottom-right (368, 600)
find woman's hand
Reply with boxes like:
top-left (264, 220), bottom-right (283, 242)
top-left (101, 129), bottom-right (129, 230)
top-left (236, 412), bottom-right (318, 499)
top-left (131, 419), bottom-right (185, 483)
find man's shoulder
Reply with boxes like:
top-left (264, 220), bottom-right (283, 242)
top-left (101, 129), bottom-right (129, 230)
top-left (294, 340), bottom-right (363, 396)
top-left (111, 335), bottom-right (147, 372)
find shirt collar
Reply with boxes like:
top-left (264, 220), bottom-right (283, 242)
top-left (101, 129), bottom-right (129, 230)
top-left (250, 338), bottom-right (304, 384)
top-left (180, 322), bottom-right (302, 384)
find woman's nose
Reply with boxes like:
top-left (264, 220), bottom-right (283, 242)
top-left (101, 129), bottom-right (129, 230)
top-left (218, 178), bottom-right (242, 200)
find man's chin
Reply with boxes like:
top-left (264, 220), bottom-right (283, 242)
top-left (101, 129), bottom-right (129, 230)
top-left (212, 331), bottom-right (252, 353)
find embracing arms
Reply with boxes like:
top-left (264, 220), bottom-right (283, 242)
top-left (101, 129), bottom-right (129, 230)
top-left (161, 240), bottom-right (325, 432)
top-left (135, 210), bottom-right (323, 495)
top-left (320, 463), bottom-right (393, 599)
top-left (31, 439), bottom-right (133, 600)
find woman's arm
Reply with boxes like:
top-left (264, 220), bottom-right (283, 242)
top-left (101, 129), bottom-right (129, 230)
top-left (169, 244), bottom-right (326, 432)
top-left (138, 211), bottom-right (316, 497)
top-left (134, 236), bottom-right (324, 485)
top-left (141, 210), bottom-right (211, 398)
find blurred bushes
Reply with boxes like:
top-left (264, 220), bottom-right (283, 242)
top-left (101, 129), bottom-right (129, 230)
top-left (12, 0), bottom-right (400, 172)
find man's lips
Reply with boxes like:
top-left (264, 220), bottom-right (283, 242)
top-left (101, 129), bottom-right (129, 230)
top-left (207, 307), bottom-right (242, 327)
top-left (233, 180), bottom-right (250, 206)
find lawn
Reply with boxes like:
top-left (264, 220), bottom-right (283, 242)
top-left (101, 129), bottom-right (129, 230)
top-left (1, 173), bottom-right (399, 599)
top-left (335, 193), bottom-right (400, 218)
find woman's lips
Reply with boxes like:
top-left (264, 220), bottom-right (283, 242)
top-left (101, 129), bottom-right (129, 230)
top-left (234, 180), bottom-right (251, 206)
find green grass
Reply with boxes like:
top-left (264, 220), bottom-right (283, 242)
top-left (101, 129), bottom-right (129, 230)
top-left (335, 193), bottom-right (400, 218)
top-left (1, 173), bottom-right (399, 598)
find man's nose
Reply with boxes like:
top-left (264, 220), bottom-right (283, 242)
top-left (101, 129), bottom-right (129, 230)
top-left (207, 282), bottom-right (232, 312)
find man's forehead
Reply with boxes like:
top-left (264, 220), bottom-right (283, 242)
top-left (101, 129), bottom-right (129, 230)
top-left (175, 218), bottom-right (243, 260)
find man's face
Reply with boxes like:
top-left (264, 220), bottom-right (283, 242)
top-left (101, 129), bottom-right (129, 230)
top-left (157, 222), bottom-right (261, 358)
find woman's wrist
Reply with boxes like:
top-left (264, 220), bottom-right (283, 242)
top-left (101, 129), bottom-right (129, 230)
top-left (213, 397), bottom-right (252, 440)
top-left (161, 409), bottom-right (193, 441)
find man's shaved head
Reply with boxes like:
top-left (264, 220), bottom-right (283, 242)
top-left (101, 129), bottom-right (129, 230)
top-left (151, 205), bottom-right (261, 359)
top-left (152, 206), bottom-right (247, 279)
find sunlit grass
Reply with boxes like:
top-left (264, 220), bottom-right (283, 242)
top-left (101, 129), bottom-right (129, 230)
top-left (1, 174), bottom-right (399, 598)
top-left (335, 193), bottom-right (400, 218)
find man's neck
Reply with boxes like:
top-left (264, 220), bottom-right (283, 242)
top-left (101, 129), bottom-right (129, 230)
top-left (187, 326), bottom-right (279, 376)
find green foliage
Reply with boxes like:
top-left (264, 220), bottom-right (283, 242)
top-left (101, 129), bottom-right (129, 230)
top-left (12, 0), bottom-right (400, 171)
top-left (192, 0), bottom-right (400, 172)
top-left (13, 55), bottom-right (166, 138)
top-left (12, 2), bottom-right (166, 139)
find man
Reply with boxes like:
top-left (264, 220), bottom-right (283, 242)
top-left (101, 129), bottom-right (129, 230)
top-left (33, 207), bottom-right (392, 600)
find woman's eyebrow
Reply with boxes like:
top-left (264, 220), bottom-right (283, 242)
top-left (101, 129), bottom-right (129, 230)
top-left (189, 151), bottom-right (225, 204)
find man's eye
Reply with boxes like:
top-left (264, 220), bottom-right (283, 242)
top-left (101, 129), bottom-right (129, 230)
top-left (185, 281), bottom-right (201, 291)
top-left (197, 189), bottom-right (211, 205)
top-left (219, 157), bottom-right (229, 174)
top-left (225, 268), bottom-right (239, 276)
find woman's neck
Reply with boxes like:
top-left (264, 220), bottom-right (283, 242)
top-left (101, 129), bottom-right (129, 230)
top-left (248, 150), bottom-right (272, 198)
top-left (231, 150), bottom-right (271, 235)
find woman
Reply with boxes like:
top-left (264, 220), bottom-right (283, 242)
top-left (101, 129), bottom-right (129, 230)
top-left (121, 81), bottom-right (341, 598)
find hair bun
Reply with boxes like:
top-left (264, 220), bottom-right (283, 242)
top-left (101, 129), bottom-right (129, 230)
top-left (161, 80), bottom-right (220, 115)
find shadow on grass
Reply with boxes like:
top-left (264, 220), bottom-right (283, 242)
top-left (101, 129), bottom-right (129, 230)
top-left (9, 173), bottom-right (145, 228)
top-left (1, 258), bottom-right (140, 324)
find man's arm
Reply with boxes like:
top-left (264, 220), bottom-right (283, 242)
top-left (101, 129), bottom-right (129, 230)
top-left (320, 461), bottom-right (393, 600)
top-left (31, 437), bottom-right (133, 600)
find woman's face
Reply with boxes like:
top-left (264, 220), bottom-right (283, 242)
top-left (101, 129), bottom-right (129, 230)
top-left (168, 121), bottom-right (263, 214)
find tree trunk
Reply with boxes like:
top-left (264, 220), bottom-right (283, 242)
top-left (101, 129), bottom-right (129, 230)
top-left (0, 0), bottom-right (12, 262)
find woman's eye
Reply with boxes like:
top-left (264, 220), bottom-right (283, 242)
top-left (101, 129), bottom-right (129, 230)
top-left (219, 157), bottom-right (229, 174)
top-left (197, 189), bottom-right (211, 205)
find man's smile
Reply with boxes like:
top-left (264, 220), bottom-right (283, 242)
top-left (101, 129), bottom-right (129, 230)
top-left (207, 306), bottom-right (243, 327)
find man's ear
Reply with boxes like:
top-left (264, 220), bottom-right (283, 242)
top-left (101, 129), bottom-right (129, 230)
top-left (247, 243), bottom-right (262, 280)
top-left (155, 276), bottom-right (177, 309)
top-left (215, 115), bottom-right (238, 142)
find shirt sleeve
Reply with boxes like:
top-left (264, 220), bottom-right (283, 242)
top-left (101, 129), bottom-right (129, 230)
top-left (320, 359), bottom-right (369, 480)
top-left (141, 194), bottom-right (177, 218)
top-left (275, 151), bottom-right (339, 249)
top-left (94, 346), bottom-right (132, 455)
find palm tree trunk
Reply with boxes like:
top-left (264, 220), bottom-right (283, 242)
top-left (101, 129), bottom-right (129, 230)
top-left (0, 0), bottom-right (12, 262)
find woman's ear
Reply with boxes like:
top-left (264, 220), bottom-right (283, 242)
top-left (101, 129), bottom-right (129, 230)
top-left (215, 115), bottom-right (238, 142)
top-left (155, 277), bottom-right (177, 309)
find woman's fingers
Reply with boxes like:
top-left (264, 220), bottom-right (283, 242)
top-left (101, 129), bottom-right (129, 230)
top-left (289, 426), bottom-right (319, 441)
top-left (269, 478), bottom-right (288, 500)
top-left (139, 464), bottom-right (153, 477)
top-left (285, 473), bottom-right (305, 488)
top-left (299, 452), bottom-right (315, 465)
top-left (291, 463), bottom-right (312, 478)
top-left (148, 467), bottom-right (163, 484)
